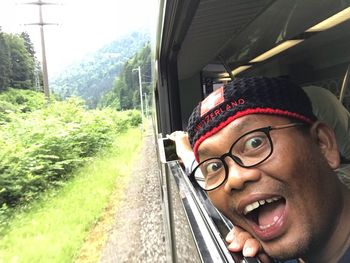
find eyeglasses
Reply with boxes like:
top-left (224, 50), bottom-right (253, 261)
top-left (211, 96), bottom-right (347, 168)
top-left (189, 123), bottom-right (306, 191)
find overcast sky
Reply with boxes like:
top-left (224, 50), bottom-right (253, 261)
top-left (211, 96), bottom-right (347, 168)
top-left (0, 0), bottom-right (157, 75)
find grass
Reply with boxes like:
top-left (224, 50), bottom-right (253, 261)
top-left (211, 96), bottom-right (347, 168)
top-left (0, 127), bottom-right (142, 263)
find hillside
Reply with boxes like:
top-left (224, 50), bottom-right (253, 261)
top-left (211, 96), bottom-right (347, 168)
top-left (50, 31), bottom-right (150, 108)
top-left (99, 42), bottom-right (151, 111)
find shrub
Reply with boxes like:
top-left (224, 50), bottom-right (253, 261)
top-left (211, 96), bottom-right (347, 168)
top-left (0, 88), bottom-right (46, 112)
top-left (0, 96), bottom-right (138, 208)
top-left (127, 110), bottom-right (142, 127)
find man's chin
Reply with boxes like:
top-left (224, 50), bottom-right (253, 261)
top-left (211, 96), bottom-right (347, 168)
top-left (261, 235), bottom-right (309, 261)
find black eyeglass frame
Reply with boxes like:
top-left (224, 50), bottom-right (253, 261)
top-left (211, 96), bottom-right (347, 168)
top-left (189, 122), bottom-right (307, 191)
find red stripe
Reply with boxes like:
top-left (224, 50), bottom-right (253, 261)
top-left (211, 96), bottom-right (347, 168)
top-left (193, 108), bottom-right (313, 161)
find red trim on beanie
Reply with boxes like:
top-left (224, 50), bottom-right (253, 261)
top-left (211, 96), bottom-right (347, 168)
top-left (193, 108), bottom-right (314, 161)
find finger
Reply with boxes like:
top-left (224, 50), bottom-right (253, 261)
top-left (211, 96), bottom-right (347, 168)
top-left (242, 238), bottom-right (261, 257)
top-left (244, 239), bottom-right (274, 263)
top-left (227, 230), bottom-right (253, 252)
top-left (166, 134), bottom-right (175, 140)
top-left (225, 225), bottom-right (246, 242)
top-left (226, 228), bottom-right (234, 242)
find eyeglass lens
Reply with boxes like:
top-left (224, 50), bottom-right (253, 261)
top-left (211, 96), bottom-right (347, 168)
top-left (193, 130), bottom-right (272, 190)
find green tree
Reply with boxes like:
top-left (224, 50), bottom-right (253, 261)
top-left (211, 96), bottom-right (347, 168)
top-left (20, 32), bottom-right (36, 60)
top-left (6, 33), bottom-right (35, 89)
top-left (99, 42), bottom-right (152, 111)
top-left (20, 32), bottom-right (39, 88)
top-left (0, 28), bottom-right (12, 91)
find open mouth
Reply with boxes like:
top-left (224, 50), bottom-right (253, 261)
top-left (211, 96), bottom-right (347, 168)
top-left (243, 196), bottom-right (287, 239)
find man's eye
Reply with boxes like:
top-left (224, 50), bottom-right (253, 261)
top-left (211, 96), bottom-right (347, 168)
top-left (244, 137), bottom-right (264, 150)
top-left (203, 161), bottom-right (223, 176)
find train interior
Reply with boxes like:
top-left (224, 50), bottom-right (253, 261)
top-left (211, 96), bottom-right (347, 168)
top-left (174, 0), bottom-right (350, 126)
top-left (155, 1), bottom-right (350, 262)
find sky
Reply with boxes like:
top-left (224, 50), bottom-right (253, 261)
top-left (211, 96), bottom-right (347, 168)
top-left (0, 0), bottom-right (158, 76)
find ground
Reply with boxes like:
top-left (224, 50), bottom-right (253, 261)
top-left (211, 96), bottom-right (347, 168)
top-left (75, 133), bottom-right (166, 263)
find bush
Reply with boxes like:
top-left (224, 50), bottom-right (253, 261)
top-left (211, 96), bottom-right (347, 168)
top-left (0, 95), bottom-right (139, 208)
top-left (0, 88), bottom-right (46, 112)
top-left (127, 110), bottom-right (142, 127)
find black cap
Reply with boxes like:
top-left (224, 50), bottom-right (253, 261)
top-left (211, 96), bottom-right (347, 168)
top-left (187, 76), bottom-right (317, 159)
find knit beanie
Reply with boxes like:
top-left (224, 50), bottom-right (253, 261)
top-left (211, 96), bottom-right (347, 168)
top-left (187, 76), bottom-right (317, 160)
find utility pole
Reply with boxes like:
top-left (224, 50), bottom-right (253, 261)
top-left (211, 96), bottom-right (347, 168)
top-left (24, 1), bottom-right (58, 101)
top-left (144, 92), bottom-right (148, 118)
top-left (132, 66), bottom-right (145, 131)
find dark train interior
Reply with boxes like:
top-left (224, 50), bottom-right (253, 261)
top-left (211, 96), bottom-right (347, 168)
top-left (154, 1), bottom-right (350, 262)
top-left (155, 0), bottom-right (350, 134)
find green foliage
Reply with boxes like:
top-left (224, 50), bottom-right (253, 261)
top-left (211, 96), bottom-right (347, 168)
top-left (0, 88), bottom-right (46, 125)
top-left (127, 110), bottom-right (142, 126)
top-left (0, 29), bottom-right (12, 91)
top-left (51, 31), bottom-right (150, 108)
top-left (0, 29), bottom-right (38, 92)
top-left (0, 89), bottom-right (142, 209)
top-left (0, 88), bottom-right (45, 112)
top-left (20, 32), bottom-right (36, 60)
top-left (5, 33), bottom-right (35, 89)
top-left (0, 128), bottom-right (142, 263)
top-left (99, 42), bottom-right (152, 111)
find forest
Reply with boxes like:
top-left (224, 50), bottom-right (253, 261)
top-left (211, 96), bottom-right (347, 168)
top-left (51, 31), bottom-right (151, 109)
top-left (0, 28), bottom-right (150, 226)
top-left (98, 42), bottom-right (151, 111)
top-left (0, 29), bottom-right (40, 92)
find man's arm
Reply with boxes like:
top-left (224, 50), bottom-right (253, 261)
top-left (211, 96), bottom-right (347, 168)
top-left (167, 131), bottom-right (196, 173)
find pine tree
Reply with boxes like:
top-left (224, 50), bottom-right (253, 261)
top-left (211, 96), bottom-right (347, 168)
top-left (20, 32), bottom-right (37, 88)
top-left (6, 33), bottom-right (35, 89)
top-left (0, 27), bottom-right (12, 91)
top-left (20, 32), bottom-right (36, 59)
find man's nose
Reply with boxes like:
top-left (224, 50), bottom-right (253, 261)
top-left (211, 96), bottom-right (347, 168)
top-left (222, 157), bottom-right (261, 192)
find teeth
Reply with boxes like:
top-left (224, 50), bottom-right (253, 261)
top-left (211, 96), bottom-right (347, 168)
top-left (244, 201), bottom-right (260, 215)
top-left (243, 196), bottom-right (281, 215)
top-left (266, 198), bottom-right (274, 203)
top-left (258, 200), bottom-right (265, 205)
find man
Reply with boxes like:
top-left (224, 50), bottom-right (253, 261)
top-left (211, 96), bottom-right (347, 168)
top-left (186, 76), bottom-right (350, 262)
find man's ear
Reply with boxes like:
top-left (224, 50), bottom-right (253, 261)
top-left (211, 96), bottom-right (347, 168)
top-left (309, 121), bottom-right (340, 169)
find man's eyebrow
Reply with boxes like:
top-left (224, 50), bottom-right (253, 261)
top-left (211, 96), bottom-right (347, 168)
top-left (197, 147), bottom-right (211, 159)
top-left (229, 120), bottom-right (251, 134)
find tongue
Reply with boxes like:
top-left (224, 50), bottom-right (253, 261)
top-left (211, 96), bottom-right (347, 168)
top-left (258, 199), bottom-right (285, 227)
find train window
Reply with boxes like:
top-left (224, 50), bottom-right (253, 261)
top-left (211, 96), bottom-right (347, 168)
top-left (155, 1), bottom-right (350, 262)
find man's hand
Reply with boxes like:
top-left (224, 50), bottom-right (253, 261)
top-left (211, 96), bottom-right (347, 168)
top-left (226, 226), bottom-right (273, 263)
top-left (167, 131), bottom-right (194, 160)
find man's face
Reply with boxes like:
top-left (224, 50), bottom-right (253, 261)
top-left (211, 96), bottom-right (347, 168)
top-left (197, 114), bottom-right (341, 259)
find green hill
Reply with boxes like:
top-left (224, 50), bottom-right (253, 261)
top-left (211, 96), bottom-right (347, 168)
top-left (50, 31), bottom-right (150, 108)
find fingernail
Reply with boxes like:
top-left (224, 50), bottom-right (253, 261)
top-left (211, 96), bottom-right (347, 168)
top-left (243, 246), bottom-right (252, 256)
top-left (228, 241), bottom-right (239, 250)
top-left (226, 231), bottom-right (233, 242)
